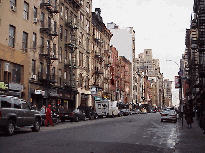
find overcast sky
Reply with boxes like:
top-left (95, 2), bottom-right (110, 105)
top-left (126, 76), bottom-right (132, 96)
top-left (92, 0), bottom-right (194, 105)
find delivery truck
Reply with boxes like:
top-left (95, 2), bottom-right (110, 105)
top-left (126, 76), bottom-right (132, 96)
top-left (95, 99), bottom-right (118, 118)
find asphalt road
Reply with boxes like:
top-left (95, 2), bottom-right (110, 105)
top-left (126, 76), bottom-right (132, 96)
top-left (0, 113), bottom-right (179, 153)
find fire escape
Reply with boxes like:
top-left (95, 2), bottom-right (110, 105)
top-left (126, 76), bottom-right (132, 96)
top-left (39, 1), bottom-right (59, 88)
top-left (93, 36), bottom-right (104, 91)
top-left (64, 14), bottom-right (79, 95)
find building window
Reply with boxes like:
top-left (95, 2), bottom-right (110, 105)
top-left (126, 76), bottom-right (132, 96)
top-left (64, 71), bottom-right (66, 80)
top-left (40, 37), bottom-right (44, 53)
top-left (12, 64), bottom-right (21, 84)
top-left (41, 12), bottom-right (44, 27)
top-left (59, 69), bottom-right (62, 86)
top-left (39, 62), bottom-right (43, 73)
top-left (86, 56), bottom-right (89, 70)
top-left (34, 7), bottom-right (37, 19)
top-left (79, 52), bottom-right (83, 67)
top-left (86, 19), bottom-right (89, 33)
top-left (60, 5), bottom-right (63, 17)
top-left (59, 47), bottom-right (62, 62)
top-left (80, 13), bottom-right (84, 27)
top-left (32, 59), bottom-right (36, 75)
top-left (9, 25), bottom-right (15, 48)
top-left (54, 21), bottom-right (57, 33)
top-left (33, 32), bottom-right (36, 50)
top-left (48, 17), bottom-right (51, 29)
top-left (60, 25), bottom-right (62, 39)
top-left (22, 31), bottom-right (28, 53)
top-left (23, 2), bottom-right (29, 20)
top-left (65, 29), bottom-right (67, 43)
top-left (65, 8), bottom-right (68, 21)
top-left (80, 0), bottom-right (83, 5)
top-left (53, 43), bottom-right (56, 56)
top-left (46, 40), bottom-right (50, 54)
top-left (54, 0), bottom-right (57, 9)
top-left (10, 0), bottom-right (16, 7)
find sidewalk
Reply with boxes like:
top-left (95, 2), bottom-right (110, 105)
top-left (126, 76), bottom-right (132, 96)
top-left (175, 116), bottom-right (205, 153)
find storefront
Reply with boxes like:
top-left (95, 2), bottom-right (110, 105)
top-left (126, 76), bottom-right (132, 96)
top-left (80, 93), bottom-right (89, 106)
top-left (30, 89), bottom-right (44, 110)
top-left (0, 81), bottom-right (23, 98)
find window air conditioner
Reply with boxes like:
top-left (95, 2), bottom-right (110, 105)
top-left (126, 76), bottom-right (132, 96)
top-left (31, 75), bottom-right (36, 79)
top-left (33, 18), bottom-right (38, 23)
top-left (11, 5), bottom-right (16, 12)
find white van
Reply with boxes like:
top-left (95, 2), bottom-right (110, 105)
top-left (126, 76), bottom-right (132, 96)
top-left (95, 100), bottom-right (118, 118)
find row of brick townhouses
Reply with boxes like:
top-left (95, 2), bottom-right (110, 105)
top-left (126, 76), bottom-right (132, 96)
top-left (0, 0), bottom-right (172, 111)
top-left (0, 0), bottom-right (133, 110)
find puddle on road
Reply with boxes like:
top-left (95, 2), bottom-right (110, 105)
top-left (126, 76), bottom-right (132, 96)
top-left (145, 122), bottom-right (179, 149)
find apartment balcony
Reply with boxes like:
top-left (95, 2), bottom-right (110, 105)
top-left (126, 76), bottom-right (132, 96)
top-left (38, 72), bottom-right (57, 83)
top-left (95, 54), bottom-right (103, 61)
top-left (94, 38), bottom-right (103, 44)
top-left (65, 0), bottom-right (82, 10)
top-left (40, 27), bottom-right (51, 35)
top-left (94, 70), bottom-right (104, 75)
top-left (104, 64), bottom-right (110, 67)
top-left (39, 50), bottom-right (58, 60)
top-left (191, 44), bottom-right (198, 49)
top-left (40, 2), bottom-right (59, 14)
top-left (65, 40), bottom-right (77, 51)
top-left (65, 17), bottom-right (79, 30)
top-left (50, 31), bottom-right (58, 37)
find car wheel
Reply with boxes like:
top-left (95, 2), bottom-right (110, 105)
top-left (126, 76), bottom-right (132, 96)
top-left (89, 116), bottom-right (94, 120)
top-left (61, 118), bottom-right (65, 122)
top-left (4, 120), bottom-right (15, 136)
top-left (75, 117), bottom-right (79, 122)
top-left (32, 119), bottom-right (40, 132)
top-left (83, 116), bottom-right (87, 121)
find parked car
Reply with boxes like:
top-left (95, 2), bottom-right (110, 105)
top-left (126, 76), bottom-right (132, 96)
top-left (77, 106), bottom-right (98, 120)
top-left (131, 109), bottom-right (140, 114)
top-left (120, 109), bottom-right (130, 116)
top-left (40, 112), bottom-right (60, 126)
top-left (0, 95), bottom-right (41, 136)
top-left (161, 109), bottom-right (177, 123)
top-left (59, 109), bottom-right (87, 122)
top-left (140, 109), bottom-right (147, 114)
top-left (150, 109), bottom-right (157, 113)
top-left (118, 110), bottom-right (123, 117)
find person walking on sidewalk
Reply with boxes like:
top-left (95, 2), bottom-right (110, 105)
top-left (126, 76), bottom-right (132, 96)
top-left (202, 115), bottom-right (205, 134)
top-left (45, 105), bottom-right (54, 127)
top-left (185, 106), bottom-right (193, 129)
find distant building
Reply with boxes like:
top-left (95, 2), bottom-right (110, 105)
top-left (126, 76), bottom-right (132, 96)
top-left (107, 22), bottom-right (135, 103)
top-left (134, 49), bottom-right (165, 109)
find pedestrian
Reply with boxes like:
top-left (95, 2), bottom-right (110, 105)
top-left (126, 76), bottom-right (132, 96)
top-left (40, 105), bottom-right (45, 114)
top-left (202, 115), bottom-right (205, 134)
top-left (45, 105), bottom-right (54, 127)
top-left (185, 107), bottom-right (193, 129)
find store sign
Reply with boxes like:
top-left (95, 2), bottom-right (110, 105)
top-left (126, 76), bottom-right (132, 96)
top-left (42, 91), bottom-right (45, 96)
top-left (0, 82), bottom-right (8, 90)
top-left (9, 83), bottom-right (23, 91)
top-left (175, 76), bottom-right (181, 88)
top-left (35, 90), bottom-right (42, 94)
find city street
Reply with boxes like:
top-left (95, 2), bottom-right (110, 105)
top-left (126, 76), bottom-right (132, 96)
top-left (0, 113), bottom-right (181, 153)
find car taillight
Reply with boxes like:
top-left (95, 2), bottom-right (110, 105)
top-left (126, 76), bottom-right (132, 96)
top-left (161, 114), bottom-right (167, 116)
top-left (69, 113), bottom-right (74, 116)
top-left (0, 111), bottom-right (1, 118)
top-left (59, 114), bottom-right (62, 117)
